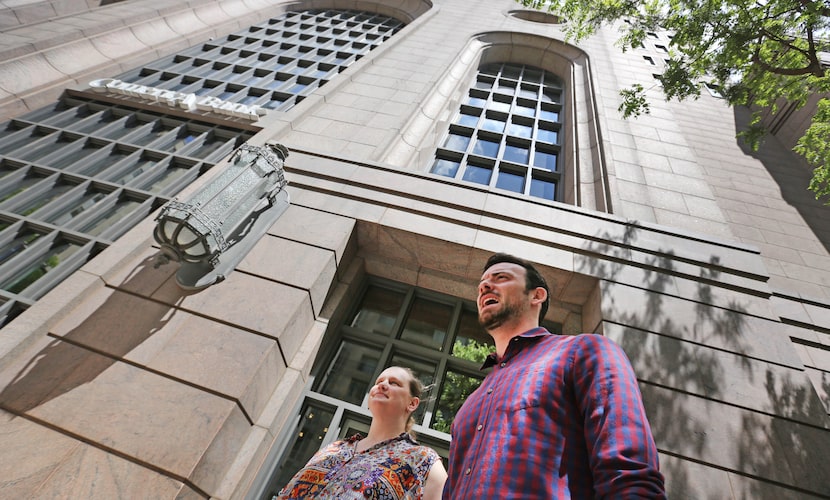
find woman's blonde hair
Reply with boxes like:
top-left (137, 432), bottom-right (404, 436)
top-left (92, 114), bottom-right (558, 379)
top-left (396, 366), bottom-right (426, 437)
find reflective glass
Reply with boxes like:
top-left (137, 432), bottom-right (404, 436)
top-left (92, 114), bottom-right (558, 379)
top-left (272, 404), bottom-right (336, 493)
top-left (503, 144), bottom-right (529, 163)
top-left (444, 133), bottom-right (471, 152)
top-left (350, 285), bottom-right (405, 335)
top-left (462, 164), bottom-right (491, 185)
top-left (45, 190), bottom-right (108, 225)
top-left (318, 340), bottom-right (383, 404)
top-left (507, 122), bottom-right (532, 138)
top-left (399, 297), bottom-right (452, 350)
top-left (2, 239), bottom-right (81, 294)
top-left (0, 229), bottom-right (44, 265)
top-left (433, 369), bottom-right (484, 433)
top-left (472, 138), bottom-right (499, 157)
top-left (495, 170), bottom-right (524, 193)
top-left (430, 158), bottom-right (460, 177)
top-left (481, 117), bottom-right (505, 133)
top-left (15, 182), bottom-right (75, 216)
top-left (457, 112), bottom-right (480, 127)
top-left (533, 150), bottom-right (557, 170)
top-left (537, 127), bottom-right (558, 144)
top-left (530, 178), bottom-right (556, 199)
top-left (79, 198), bottom-right (142, 236)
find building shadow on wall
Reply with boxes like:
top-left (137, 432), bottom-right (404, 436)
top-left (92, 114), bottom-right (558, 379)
top-left (0, 253), bottom-right (192, 416)
top-left (578, 225), bottom-right (829, 499)
top-left (732, 106), bottom-right (830, 255)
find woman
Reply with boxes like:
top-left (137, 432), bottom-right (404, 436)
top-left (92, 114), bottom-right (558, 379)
top-left (277, 366), bottom-right (447, 499)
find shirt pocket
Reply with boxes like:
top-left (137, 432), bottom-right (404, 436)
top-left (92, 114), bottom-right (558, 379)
top-left (496, 363), bottom-right (548, 412)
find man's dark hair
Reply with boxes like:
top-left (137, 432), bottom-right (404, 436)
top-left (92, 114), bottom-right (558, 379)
top-left (483, 253), bottom-right (550, 322)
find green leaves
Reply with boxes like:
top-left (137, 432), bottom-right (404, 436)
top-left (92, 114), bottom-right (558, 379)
top-left (518, 0), bottom-right (830, 203)
top-left (795, 98), bottom-right (830, 202)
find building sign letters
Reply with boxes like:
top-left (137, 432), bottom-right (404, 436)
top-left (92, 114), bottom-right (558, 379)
top-left (89, 78), bottom-right (267, 121)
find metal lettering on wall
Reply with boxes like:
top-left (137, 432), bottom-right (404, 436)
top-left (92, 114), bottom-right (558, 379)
top-left (89, 78), bottom-right (267, 121)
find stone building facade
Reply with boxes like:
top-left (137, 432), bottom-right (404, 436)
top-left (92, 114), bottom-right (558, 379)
top-left (0, 0), bottom-right (828, 498)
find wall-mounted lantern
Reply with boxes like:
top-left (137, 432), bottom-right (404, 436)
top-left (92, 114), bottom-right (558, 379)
top-left (153, 142), bottom-right (290, 289)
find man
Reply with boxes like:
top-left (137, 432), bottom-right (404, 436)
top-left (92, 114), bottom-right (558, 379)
top-left (443, 253), bottom-right (666, 499)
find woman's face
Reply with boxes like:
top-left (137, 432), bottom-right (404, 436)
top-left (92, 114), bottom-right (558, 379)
top-left (368, 367), bottom-right (419, 416)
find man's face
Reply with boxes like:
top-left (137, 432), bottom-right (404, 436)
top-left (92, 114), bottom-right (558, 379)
top-left (477, 262), bottom-right (531, 330)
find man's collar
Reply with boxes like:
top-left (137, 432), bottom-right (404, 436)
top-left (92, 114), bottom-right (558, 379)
top-left (481, 327), bottom-right (551, 369)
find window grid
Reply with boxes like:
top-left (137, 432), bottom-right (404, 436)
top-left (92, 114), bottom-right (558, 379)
top-left (0, 96), bottom-right (255, 326)
top-left (261, 278), bottom-right (564, 496)
top-left (117, 10), bottom-right (404, 112)
top-left (431, 62), bottom-right (564, 201)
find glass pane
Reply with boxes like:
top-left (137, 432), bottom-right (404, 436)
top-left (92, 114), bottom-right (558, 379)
top-left (432, 369), bottom-right (484, 433)
top-left (466, 95), bottom-right (486, 107)
top-left (533, 150), bottom-right (557, 170)
top-left (444, 133), bottom-right (471, 152)
top-left (0, 174), bottom-right (48, 204)
top-left (2, 239), bottom-right (82, 294)
top-left (131, 122), bottom-right (176, 146)
top-left (473, 79), bottom-right (492, 90)
top-left (14, 182), bottom-right (75, 216)
top-left (45, 190), bottom-right (108, 225)
top-left (318, 340), bottom-right (383, 404)
top-left (49, 142), bottom-right (104, 170)
top-left (462, 164), bottom-right (491, 185)
top-left (495, 170), bottom-right (525, 193)
top-left (152, 129), bottom-right (200, 153)
top-left (0, 228), bottom-right (44, 265)
top-left (18, 134), bottom-right (78, 162)
top-left (481, 117), bottom-right (505, 133)
top-left (496, 82), bottom-right (515, 96)
top-left (507, 122), bottom-right (532, 138)
top-left (110, 156), bottom-right (157, 185)
top-left (350, 285), bottom-right (405, 335)
top-left (503, 144), bottom-right (529, 163)
top-left (452, 308), bottom-right (494, 358)
top-left (189, 135), bottom-right (229, 159)
top-left (514, 102), bottom-right (536, 117)
top-left (537, 127), bottom-right (558, 144)
top-left (73, 147), bottom-right (132, 176)
top-left (99, 116), bottom-right (152, 140)
top-left (0, 160), bottom-right (20, 179)
top-left (142, 163), bottom-right (191, 193)
top-left (518, 86), bottom-right (538, 99)
top-left (271, 403), bottom-right (336, 495)
top-left (0, 127), bottom-right (49, 156)
top-left (541, 89), bottom-right (560, 103)
top-left (430, 158), bottom-right (460, 177)
top-left (540, 108), bottom-right (559, 121)
top-left (489, 99), bottom-right (511, 113)
top-left (78, 198), bottom-right (142, 236)
top-left (457, 112), bottom-right (479, 127)
top-left (70, 111), bottom-right (122, 134)
top-left (400, 297), bottom-right (452, 350)
top-left (472, 138), bottom-right (499, 157)
top-left (530, 178), bottom-right (556, 199)
top-left (387, 353), bottom-right (436, 426)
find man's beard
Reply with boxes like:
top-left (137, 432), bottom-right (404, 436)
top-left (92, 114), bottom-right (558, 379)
top-left (478, 301), bottom-right (520, 331)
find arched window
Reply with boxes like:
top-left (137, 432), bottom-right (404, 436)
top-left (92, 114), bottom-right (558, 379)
top-left (431, 62), bottom-right (564, 201)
